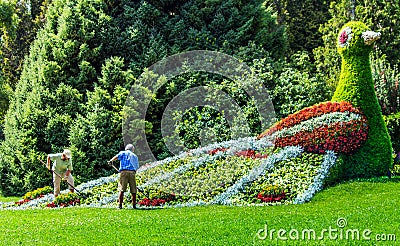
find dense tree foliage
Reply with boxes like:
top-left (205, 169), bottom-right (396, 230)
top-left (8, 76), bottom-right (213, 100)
top-left (0, 0), bottom-right (49, 87)
top-left (271, 52), bottom-right (331, 119)
top-left (265, 0), bottom-right (334, 59)
top-left (373, 52), bottom-right (400, 154)
top-left (0, 0), bottom-right (16, 126)
top-left (0, 0), bottom-right (49, 127)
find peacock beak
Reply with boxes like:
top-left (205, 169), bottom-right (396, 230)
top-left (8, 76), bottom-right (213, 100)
top-left (362, 31), bottom-right (381, 45)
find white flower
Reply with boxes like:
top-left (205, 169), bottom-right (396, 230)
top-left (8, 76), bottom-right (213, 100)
top-left (293, 151), bottom-right (337, 204)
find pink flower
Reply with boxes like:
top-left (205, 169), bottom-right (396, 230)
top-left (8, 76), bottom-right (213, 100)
top-left (339, 31), bottom-right (348, 44)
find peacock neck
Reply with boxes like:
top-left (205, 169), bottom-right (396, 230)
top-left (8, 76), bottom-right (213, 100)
top-left (332, 54), bottom-right (377, 109)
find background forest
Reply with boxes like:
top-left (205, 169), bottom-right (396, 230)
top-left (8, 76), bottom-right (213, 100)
top-left (0, 0), bottom-right (399, 196)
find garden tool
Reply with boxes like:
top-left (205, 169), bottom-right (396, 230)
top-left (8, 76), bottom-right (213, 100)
top-left (38, 158), bottom-right (86, 198)
top-left (108, 161), bottom-right (119, 172)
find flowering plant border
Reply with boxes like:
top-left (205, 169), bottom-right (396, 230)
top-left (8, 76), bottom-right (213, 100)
top-left (211, 146), bottom-right (304, 205)
top-left (258, 101), bottom-right (368, 154)
top-left (294, 150), bottom-right (337, 204)
top-left (258, 101), bottom-right (364, 138)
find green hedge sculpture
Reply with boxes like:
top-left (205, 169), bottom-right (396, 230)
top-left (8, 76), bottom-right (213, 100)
top-left (331, 21), bottom-right (393, 179)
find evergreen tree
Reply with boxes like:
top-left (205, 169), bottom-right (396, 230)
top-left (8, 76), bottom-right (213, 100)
top-left (265, 0), bottom-right (334, 59)
top-left (0, 0), bottom-right (49, 126)
top-left (0, 0), bottom-right (16, 125)
top-left (0, 0), bottom-right (49, 88)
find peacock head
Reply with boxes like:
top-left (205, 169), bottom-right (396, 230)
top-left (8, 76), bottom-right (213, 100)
top-left (337, 21), bottom-right (380, 58)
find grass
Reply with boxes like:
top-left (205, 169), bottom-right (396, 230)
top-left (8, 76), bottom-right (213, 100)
top-left (0, 180), bottom-right (399, 245)
top-left (0, 192), bottom-right (19, 202)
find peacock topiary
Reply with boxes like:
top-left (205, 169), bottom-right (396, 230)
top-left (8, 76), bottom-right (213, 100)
top-left (332, 21), bottom-right (392, 179)
top-left (258, 21), bottom-right (393, 180)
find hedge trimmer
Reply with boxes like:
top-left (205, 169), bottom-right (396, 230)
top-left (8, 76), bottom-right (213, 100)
top-left (38, 158), bottom-right (86, 198)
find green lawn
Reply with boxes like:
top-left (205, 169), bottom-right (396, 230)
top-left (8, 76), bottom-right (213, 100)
top-left (0, 181), bottom-right (399, 245)
top-left (0, 195), bottom-right (20, 203)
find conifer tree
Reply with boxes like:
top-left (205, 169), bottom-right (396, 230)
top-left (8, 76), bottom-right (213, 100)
top-left (265, 0), bottom-right (334, 59)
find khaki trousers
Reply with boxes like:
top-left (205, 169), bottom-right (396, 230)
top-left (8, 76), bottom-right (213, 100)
top-left (118, 170), bottom-right (137, 194)
top-left (53, 172), bottom-right (74, 196)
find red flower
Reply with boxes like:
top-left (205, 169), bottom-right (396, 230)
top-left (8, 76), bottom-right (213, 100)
top-left (235, 150), bottom-right (255, 158)
top-left (257, 190), bottom-right (286, 203)
top-left (266, 107), bottom-right (368, 154)
top-left (138, 194), bottom-right (176, 207)
top-left (208, 147), bottom-right (228, 155)
top-left (257, 101), bottom-right (363, 139)
top-left (46, 202), bottom-right (56, 208)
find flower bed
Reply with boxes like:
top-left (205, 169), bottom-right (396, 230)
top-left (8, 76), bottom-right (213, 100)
top-left (256, 185), bottom-right (287, 203)
top-left (258, 101), bottom-right (368, 154)
top-left (227, 150), bottom-right (337, 205)
top-left (1, 137), bottom-right (339, 210)
top-left (147, 155), bottom-right (261, 204)
top-left (259, 101), bottom-right (363, 136)
top-left (47, 193), bottom-right (80, 208)
top-left (9, 186), bottom-right (53, 207)
top-left (23, 186), bottom-right (53, 200)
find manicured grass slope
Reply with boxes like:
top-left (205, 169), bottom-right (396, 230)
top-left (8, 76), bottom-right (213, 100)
top-left (0, 181), bottom-right (399, 245)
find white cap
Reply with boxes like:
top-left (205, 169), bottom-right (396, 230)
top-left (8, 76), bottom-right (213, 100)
top-left (63, 149), bottom-right (72, 159)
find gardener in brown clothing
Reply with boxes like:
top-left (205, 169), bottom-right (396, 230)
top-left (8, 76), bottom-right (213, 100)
top-left (109, 144), bottom-right (139, 209)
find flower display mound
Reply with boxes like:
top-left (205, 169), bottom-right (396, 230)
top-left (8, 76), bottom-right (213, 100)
top-left (257, 101), bottom-right (368, 154)
top-left (1, 137), bottom-right (338, 210)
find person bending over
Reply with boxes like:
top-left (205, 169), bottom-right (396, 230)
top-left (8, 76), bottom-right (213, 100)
top-left (47, 149), bottom-right (74, 197)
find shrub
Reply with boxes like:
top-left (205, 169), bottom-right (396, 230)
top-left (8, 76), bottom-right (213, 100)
top-left (271, 52), bottom-right (332, 119)
top-left (372, 50), bottom-right (400, 116)
top-left (384, 112), bottom-right (400, 154)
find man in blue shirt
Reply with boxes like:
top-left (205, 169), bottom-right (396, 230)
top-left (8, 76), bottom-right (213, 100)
top-left (109, 144), bottom-right (139, 209)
